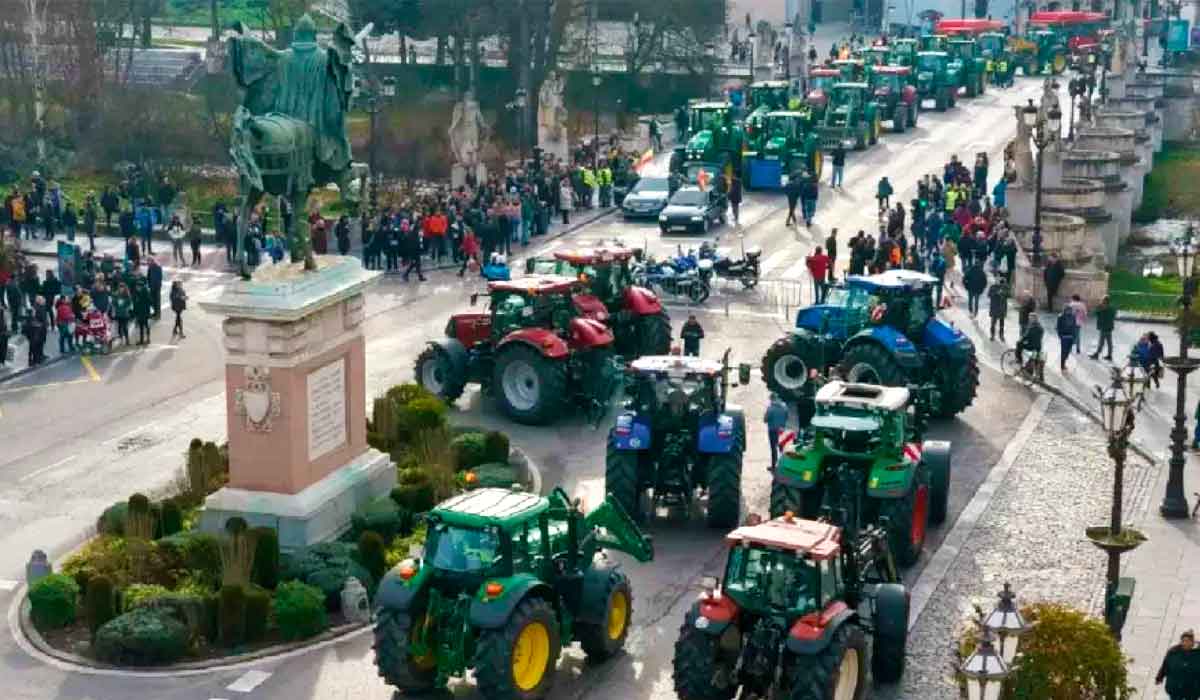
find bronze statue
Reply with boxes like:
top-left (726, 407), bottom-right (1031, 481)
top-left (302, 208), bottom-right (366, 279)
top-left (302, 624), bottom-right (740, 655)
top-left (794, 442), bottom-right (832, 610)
top-left (228, 13), bottom-right (359, 274)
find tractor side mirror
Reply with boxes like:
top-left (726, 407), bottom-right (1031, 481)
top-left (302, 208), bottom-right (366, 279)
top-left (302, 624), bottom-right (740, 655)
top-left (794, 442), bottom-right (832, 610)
top-left (470, 293), bottom-right (479, 306)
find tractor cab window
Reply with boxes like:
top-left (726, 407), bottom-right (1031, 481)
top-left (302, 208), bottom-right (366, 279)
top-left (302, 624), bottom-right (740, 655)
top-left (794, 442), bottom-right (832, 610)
top-left (428, 524), bottom-right (503, 574)
top-left (907, 288), bottom-right (934, 331)
top-left (818, 559), bottom-right (842, 606)
top-left (725, 546), bottom-right (818, 611)
top-left (917, 54), bottom-right (942, 72)
top-left (492, 293), bottom-right (530, 335)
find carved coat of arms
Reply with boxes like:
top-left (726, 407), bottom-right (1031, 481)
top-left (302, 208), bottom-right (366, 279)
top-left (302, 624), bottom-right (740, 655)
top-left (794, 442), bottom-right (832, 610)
top-left (234, 366), bottom-right (281, 432)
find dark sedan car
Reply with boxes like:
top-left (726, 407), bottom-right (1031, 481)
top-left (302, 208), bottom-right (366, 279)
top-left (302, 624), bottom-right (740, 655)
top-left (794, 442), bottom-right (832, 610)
top-left (621, 176), bottom-right (673, 219)
top-left (658, 186), bottom-right (727, 234)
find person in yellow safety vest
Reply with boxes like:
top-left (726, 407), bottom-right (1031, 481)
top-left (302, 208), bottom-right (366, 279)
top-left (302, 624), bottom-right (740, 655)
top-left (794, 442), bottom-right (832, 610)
top-left (944, 185), bottom-right (958, 213)
top-left (581, 166), bottom-right (597, 208)
top-left (598, 165), bottom-right (613, 207)
top-left (996, 59), bottom-right (1009, 87)
top-left (985, 58), bottom-right (994, 84)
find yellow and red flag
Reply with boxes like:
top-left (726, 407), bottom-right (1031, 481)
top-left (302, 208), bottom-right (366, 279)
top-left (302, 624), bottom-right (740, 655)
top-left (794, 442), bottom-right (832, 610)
top-left (696, 168), bottom-right (711, 191)
top-left (634, 148), bottom-right (654, 173)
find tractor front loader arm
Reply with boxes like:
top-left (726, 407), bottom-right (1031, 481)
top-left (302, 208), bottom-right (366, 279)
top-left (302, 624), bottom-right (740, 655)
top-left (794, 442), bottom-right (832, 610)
top-left (584, 494), bottom-right (655, 563)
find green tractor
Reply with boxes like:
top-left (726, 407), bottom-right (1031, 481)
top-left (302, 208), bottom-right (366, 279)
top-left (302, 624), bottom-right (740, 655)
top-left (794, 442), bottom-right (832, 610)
top-left (769, 381), bottom-right (952, 567)
top-left (803, 67), bottom-right (842, 124)
top-left (814, 82), bottom-right (882, 151)
top-left (946, 38), bottom-right (987, 98)
top-left (859, 45), bottom-right (893, 70)
top-left (915, 50), bottom-right (960, 111)
top-left (745, 80), bottom-right (793, 135)
top-left (869, 65), bottom-right (919, 133)
top-left (605, 353), bottom-right (746, 529)
top-left (670, 102), bottom-right (745, 177)
top-left (1009, 29), bottom-right (1069, 75)
top-left (918, 32), bottom-right (950, 52)
top-left (672, 510), bottom-right (911, 700)
top-left (374, 486), bottom-right (653, 700)
top-left (832, 58), bottom-right (866, 82)
top-left (889, 38), bottom-right (920, 68)
top-left (743, 110), bottom-right (822, 190)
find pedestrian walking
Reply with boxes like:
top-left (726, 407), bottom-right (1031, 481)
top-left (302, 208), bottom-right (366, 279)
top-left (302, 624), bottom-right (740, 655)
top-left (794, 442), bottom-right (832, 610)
top-left (335, 215), bottom-right (351, 256)
top-left (680, 314), bottom-right (704, 356)
top-left (83, 193), bottom-right (98, 252)
top-left (1067, 294), bottom-right (1088, 354)
top-left (876, 176), bottom-right (894, 212)
top-left (458, 227), bottom-right (481, 277)
top-left (806, 247), bottom-right (830, 303)
top-left (401, 220), bottom-right (426, 282)
top-left (1055, 305), bottom-right (1077, 372)
top-left (987, 278), bottom-right (1009, 341)
top-left (147, 258), bottom-right (163, 319)
top-left (187, 219), bottom-right (203, 266)
top-left (169, 280), bottom-right (187, 340)
top-left (54, 295), bottom-right (75, 355)
top-left (559, 178), bottom-right (573, 225)
top-left (649, 117), bottom-right (663, 152)
top-left (113, 284), bottom-right (132, 345)
top-left (929, 249), bottom-right (947, 307)
top-left (765, 393), bottom-right (789, 471)
top-left (1089, 295), bottom-right (1116, 360)
top-left (800, 174), bottom-right (819, 226)
top-left (1043, 253), bottom-right (1065, 311)
top-left (825, 230), bottom-right (839, 283)
top-left (1156, 630), bottom-right (1200, 700)
top-left (964, 262), bottom-right (987, 317)
top-left (22, 297), bottom-right (47, 366)
top-left (133, 279), bottom-right (152, 345)
top-left (166, 214), bottom-right (186, 266)
top-left (831, 144), bottom-right (846, 188)
top-left (728, 175), bottom-right (743, 225)
top-left (784, 175), bottom-right (801, 226)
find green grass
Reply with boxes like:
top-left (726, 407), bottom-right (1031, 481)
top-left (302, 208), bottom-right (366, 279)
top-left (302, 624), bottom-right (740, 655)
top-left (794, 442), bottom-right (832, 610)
top-left (157, 1), bottom-right (340, 30)
top-left (1133, 145), bottom-right (1200, 223)
top-left (1108, 268), bottom-right (1182, 316)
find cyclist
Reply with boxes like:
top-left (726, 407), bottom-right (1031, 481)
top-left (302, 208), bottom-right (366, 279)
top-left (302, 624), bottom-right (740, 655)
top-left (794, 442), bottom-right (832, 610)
top-left (1015, 314), bottom-right (1044, 372)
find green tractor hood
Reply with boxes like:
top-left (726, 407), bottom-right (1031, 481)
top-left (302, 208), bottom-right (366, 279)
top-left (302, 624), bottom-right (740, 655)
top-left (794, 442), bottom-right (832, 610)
top-left (763, 135), bottom-right (789, 157)
top-left (687, 130), bottom-right (713, 156)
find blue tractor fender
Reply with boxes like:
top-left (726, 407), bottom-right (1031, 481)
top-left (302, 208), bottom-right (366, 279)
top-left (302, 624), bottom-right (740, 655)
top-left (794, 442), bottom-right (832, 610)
top-left (795, 305), bottom-right (850, 339)
top-left (610, 412), bottom-right (652, 451)
top-left (845, 326), bottom-right (923, 370)
top-left (698, 412), bottom-right (739, 454)
top-left (922, 318), bottom-right (974, 360)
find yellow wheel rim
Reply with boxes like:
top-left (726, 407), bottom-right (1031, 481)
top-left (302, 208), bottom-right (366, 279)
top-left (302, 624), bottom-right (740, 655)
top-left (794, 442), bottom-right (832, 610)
top-left (815, 151), bottom-right (824, 178)
top-left (512, 621), bottom-right (550, 691)
top-left (607, 591), bottom-right (629, 641)
top-left (834, 647), bottom-right (860, 700)
top-left (1052, 54), bottom-right (1066, 73)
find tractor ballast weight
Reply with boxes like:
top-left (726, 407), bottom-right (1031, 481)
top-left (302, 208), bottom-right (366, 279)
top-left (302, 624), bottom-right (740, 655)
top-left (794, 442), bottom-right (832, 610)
top-left (605, 352), bottom-right (746, 529)
top-left (815, 82), bottom-right (882, 151)
top-left (869, 65), bottom-right (919, 133)
top-left (768, 381), bottom-right (953, 567)
top-left (373, 486), bottom-right (654, 700)
top-left (743, 110), bottom-right (823, 190)
top-left (760, 269), bottom-right (979, 419)
top-left (671, 512), bottom-right (911, 700)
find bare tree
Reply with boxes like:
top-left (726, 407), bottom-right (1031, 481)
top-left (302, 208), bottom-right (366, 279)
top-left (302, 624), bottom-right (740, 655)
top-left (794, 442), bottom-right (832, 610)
top-left (25, 0), bottom-right (49, 160)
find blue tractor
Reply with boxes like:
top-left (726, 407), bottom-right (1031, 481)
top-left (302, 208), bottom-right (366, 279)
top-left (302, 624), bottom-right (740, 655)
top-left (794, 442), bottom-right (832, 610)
top-left (605, 354), bottom-right (745, 529)
top-left (761, 270), bottom-right (979, 418)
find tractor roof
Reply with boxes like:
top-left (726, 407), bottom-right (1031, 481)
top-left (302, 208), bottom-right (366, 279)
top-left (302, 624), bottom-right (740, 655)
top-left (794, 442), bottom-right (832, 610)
top-left (630, 355), bottom-right (724, 376)
top-left (811, 68), bottom-right (840, 76)
top-left (847, 269), bottom-right (937, 291)
top-left (936, 18), bottom-right (1006, 34)
top-left (432, 487), bottom-right (547, 532)
top-left (488, 274), bottom-right (578, 296)
top-left (816, 381), bottom-right (910, 411)
top-left (725, 515), bottom-right (842, 560)
top-left (1029, 10), bottom-right (1107, 25)
top-left (554, 246), bottom-right (635, 265)
top-left (752, 80), bottom-right (790, 88)
top-left (833, 82), bottom-right (870, 90)
top-left (874, 65), bottom-right (912, 74)
top-left (918, 50), bottom-right (949, 57)
top-left (766, 110), bottom-right (811, 118)
top-left (833, 58), bottom-right (864, 65)
top-left (692, 101), bottom-right (730, 110)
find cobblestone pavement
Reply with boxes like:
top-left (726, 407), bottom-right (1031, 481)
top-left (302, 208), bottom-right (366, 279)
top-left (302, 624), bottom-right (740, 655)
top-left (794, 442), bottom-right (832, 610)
top-left (877, 396), bottom-right (1154, 700)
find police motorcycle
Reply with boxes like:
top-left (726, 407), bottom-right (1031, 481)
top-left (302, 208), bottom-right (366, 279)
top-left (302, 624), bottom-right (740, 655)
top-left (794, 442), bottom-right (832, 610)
top-left (698, 240), bottom-right (762, 289)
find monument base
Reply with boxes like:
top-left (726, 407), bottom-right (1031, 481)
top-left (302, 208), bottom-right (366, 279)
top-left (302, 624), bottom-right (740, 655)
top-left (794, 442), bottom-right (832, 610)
top-left (198, 448), bottom-right (396, 550)
top-left (451, 163), bottom-right (487, 189)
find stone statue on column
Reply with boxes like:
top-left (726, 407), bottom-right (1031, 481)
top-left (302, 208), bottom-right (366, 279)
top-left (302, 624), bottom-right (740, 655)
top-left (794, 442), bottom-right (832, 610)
top-left (449, 89), bottom-right (489, 187)
top-left (537, 71), bottom-right (569, 162)
top-left (1011, 105), bottom-right (1036, 187)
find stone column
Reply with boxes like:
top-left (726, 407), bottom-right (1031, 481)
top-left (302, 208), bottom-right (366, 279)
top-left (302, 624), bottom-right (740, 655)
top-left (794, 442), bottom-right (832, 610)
top-left (1107, 95), bottom-right (1163, 152)
top-left (1095, 108), bottom-right (1155, 169)
top-left (1041, 178), bottom-right (1119, 266)
top-left (1074, 126), bottom-right (1143, 209)
top-left (1062, 150), bottom-right (1131, 248)
top-left (1012, 212), bottom-right (1110, 308)
top-left (198, 256), bottom-right (396, 549)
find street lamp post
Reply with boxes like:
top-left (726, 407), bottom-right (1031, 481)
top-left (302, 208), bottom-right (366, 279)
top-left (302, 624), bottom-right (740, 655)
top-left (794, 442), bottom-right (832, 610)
top-left (592, 72), bottom-right (602, 174)
top-left (1162, 225), bottom-right (1199, 518)
top-left (1022, 100), bottom-right (1062, 268)
top-left (784, 21), bottom-right (794, 81)
top-left (961, 584), bottom-right (1028, 700)
top-left (507, 87), bottom-right (528, 168)
top-left (749, 31), bottom-right (757, 81)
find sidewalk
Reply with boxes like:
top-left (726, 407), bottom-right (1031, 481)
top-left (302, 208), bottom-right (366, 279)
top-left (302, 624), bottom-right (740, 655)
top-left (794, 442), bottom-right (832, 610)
top-left (0, 323), bottom-right (69, 383)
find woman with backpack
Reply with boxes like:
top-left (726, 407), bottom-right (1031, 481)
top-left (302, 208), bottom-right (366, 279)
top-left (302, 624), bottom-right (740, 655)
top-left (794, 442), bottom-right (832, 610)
top-left (169, 280), bottom-right (187, 340)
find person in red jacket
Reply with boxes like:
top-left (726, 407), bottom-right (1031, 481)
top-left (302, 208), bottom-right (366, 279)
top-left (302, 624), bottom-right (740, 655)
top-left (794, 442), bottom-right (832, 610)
top-left (458, 227), bottom-right (481, 277)
top-left (806, 246), bottom-right (831, 303)
top-left (54, 295), bottom-right (75, 355)
top-left (423, 208), bottom-right (448, 264)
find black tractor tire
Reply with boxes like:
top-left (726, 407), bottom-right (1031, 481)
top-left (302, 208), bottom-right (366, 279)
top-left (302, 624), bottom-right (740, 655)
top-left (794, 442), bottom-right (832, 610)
top-left (870, 113), bottom-right (881, 145)
top-left (893, 106), bottom-right (907, 134)
top-left (788, 622), bottom-right (869, 700)
top-left (373, 609), bottom-right (438, 693)
top-left (475, 597), bottom-right (562, 700)
top-left (923, 440), bottom-right (953, 526)
top-left (909, 102), bottom-right (918, 127)
top-left (966, 78), bottom-right (977, 98)
top-left (877, 466), bottom-right (930, 568)
top-left (935, 90), bottom-right (948, 112)
top-left (933, 351), bottom-right (980, 418)
top-left (871, 583), bottom-right (910, 684)
top-left (415, 344), bottom-right (467, 403)
top-left (606, 445), bottom-right (644, 523)
top-left (493, 344), bottom-right (568, 426)
top-left (949, 90), bottom-right (957, 108)
top-left (706, 452), bottom-right (742, 529)
top-left (672, 619), bottom-right (737, 700)
top-left (638, 311), bottom-right (672, 357)
top-left (839, 342), bottom-right (908, 388)
top-left (770, 483), bottom-right (824, 520)
top-left (689, 279), bottom-right (711, 305)
top-left (762, 332), bottom-right (827, 403)
top-left (578, 571), bottom-right (633, 661)
top-left (854, 124), bottom-right (867, 150)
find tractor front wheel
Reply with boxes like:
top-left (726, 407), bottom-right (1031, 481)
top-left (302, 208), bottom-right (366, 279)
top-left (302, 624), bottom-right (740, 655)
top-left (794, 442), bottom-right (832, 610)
top-left (923, 440), bottom-right (953, 525)
top-left (606, 446), bottom-right (644, 522)
top-left (840, 343), bottom-right (907, 388)
top-left (672, 619), bottom-right (737, 700)
top-left (706, 453), bottom-right (742, 529)
top-left (475, 597), bottom-right (562, 700)
top-left (893, 106), bottom-right (907, 134)
top-left (762, 333), bottom-right (825, 403)
top-left (638, 311), bottom-right (672, 357)
top-left (871, 583), bottom-right (910, 684)
top-left (933, 351), bottom-right (980, 418)
top-left (935, 89), bottom-right (948, 112)
top-left (578, 571), bottom-right (633, 661)
top-left (770, 483), bottom-right (824, 520)
top-left (909, 102), bottom-right (918, 128)
top-left (415, 344), bottom-right (467, 403)
top-left (494, 344), bottom-right (568, 425)
top-left (877, 467), bottom-right (930, 568)
top-left (373, 609), bottom-right (438, 693)
top-left (788, 623), bottom-right (868, 700)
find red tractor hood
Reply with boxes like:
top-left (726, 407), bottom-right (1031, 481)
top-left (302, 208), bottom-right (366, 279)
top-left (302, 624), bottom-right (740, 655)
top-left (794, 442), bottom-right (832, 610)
top-left (569, 317), bottom-right (615, 349)
top-left (573, 293), bottom-right (610, 322)
top-left (806, 90), bottom-right (828, 108)
top-left (623, 285), bottom-right (664, 315)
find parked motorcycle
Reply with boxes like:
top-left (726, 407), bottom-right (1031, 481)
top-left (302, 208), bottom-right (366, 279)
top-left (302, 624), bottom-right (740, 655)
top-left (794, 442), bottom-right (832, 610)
top-left (698, 241), bottom-right (763, 289)
top-left (632, 257), bottom-right (711, 304)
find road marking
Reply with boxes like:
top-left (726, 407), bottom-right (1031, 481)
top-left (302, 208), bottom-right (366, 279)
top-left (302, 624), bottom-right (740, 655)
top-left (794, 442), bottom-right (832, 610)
top-left (80, 356), bottom-right (101, 382)
top-left (0, 580), bottom-right (17, 592)
top-left (20, 455), bottom-right (77, 483)
top-left (226, 670), bottom-right (272, 693)
top-left (102, 421), bottom-right (162, 447)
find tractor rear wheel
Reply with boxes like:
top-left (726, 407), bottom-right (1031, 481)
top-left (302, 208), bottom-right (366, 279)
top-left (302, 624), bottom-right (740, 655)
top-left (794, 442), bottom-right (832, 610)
top-left (673, 619), bottom-right (737, 700)
top-left (770, 483), bottom-right (824, 520)
top-left (893, 106), bottom-right (907, 134)
top-left (788, 622), bottom-right (868, 700)
top-left (868, 114), bottom-right (881, 145)
top-left (933, 351), bottom-right (980, 418)
top-left (373, 609), bottom-right (438, 693)
top-left (871, 583), bottom-right (910, 684)
top-left (494, 344), bottom-right (568, 425)
top-left (706, 452), bottom-right (742, 529)
top-left (475, 597), bottom-right (562, 700)
top-left (923, 440), bottom-right (953, 525)
top-left (762, 333), bottom-right (825, 403)
top-left (606, 445), bottom-right (644, 522)
top-left (579, 571), bottom-right (633, 661)
top-left (415, 344), bottom-right (467, 403)
top-left (638, 311), bottom-right (672, 357)
top-left (877, 466), bottom-right (930, 568)
top-left (935, 90), bottom-right (947, 112)
top-left (840, 343), bottom-right (907, 388)
top-left (909, 102), bottom-right (918, 128)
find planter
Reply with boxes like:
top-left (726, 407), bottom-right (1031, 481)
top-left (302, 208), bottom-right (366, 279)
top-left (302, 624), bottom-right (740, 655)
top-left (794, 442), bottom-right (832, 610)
top-left (1085, 526), bottom-right (1147, 556)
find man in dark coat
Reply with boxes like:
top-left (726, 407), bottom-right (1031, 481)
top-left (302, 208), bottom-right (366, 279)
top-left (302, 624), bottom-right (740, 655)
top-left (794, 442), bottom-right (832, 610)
top-left (680, 314), bottom-right (704, 356)
top-left (1089, 295), bottom-right (1117, 361)
top-left (1156, 630), bottom-right (1200, 700)
top-left (987, 278), bottom-right (1009, 341)
top-left (1043, 253), bottom-right (1066, 311)
top-left (146, 258), bottom-right (163, 319)
top-left (132, 278), bottom-right (153, 345)
top-left (824, 230), bottom-right (839, 284)
top-left (964, 262), bottom-right (988, 317)
top-left (728, 176), bottom-right (743, 225)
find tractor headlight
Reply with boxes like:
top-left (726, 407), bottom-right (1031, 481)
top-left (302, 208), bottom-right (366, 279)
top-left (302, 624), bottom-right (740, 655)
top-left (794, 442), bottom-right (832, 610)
top-left (691, 215), bottom-right (703, 222)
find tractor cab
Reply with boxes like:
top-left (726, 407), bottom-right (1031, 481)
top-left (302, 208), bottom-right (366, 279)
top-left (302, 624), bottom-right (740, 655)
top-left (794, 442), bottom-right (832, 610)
top-left (761, 111), bottom-right (811, 154)
top-left (847, 269), bottom-right (937, 338)
top-left (870, 65), bottom-right (913, 95)
top-left (977, 32), bottom-right (1009, 59)
top-left (947, 38), bottom-right (980, 62)
top-left (1028, 10), bottom-right (1106, 54)
top-left (623, 355), bottom-right (726, 420)
top-left (686, 102), bottom-right (733, 141)
top-left (825, 83), bottom-right (869, 123)
top-left (889, 38), bottom-right (920, 67)
top-left (486, 275), bottom-right (582, 338)
top-left (749, 81), bottom-right (791, 112)
top-left (916, 50), bottom-right (950, 73)
top-left (719, 515), bottom-right (841, 614)
top-left (806, 68), bottom-right (840, 109)
top-left (860, 46), bottom-right (892, 68)
top-left (832, 58), bottom-right (865, 82)
top-left (812, 382), bottom-right (911, 455)
top-left (919, 33), bottom-right (949, 52)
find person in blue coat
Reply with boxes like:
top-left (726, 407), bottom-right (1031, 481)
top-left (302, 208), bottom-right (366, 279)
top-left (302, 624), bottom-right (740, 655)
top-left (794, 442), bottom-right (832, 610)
top-left (992, 178), bottom-right (1007, 209)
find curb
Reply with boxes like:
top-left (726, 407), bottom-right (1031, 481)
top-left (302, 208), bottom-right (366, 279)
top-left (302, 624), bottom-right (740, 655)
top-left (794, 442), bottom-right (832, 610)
top-left (1115, 312), bottom-right (1176, 325)
top-left (0, 353), bottom-right (72, 386)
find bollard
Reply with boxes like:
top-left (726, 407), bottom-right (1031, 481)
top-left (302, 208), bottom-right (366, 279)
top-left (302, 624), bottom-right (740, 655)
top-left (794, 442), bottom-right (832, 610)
top-left (25, 550), bottom-right (51, 586)
top-left (341, 577), bottom-right (371, 624)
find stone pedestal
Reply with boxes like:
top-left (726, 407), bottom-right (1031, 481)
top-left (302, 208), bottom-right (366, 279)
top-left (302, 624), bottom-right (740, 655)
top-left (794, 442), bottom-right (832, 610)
top-left (1106, 96), bottom-right (1164, 152)
top-left (1074, 126), bottom-right (1144, 209)
top-left (1127, 81), bottom-right (1165, 101)
top-left (1062, 149), bottom-right (1131, 247)
top-left (198, 256), bottom-right (395, 550)
top-left (451, 163), bottom-right (488, 189)
top-left (1041, 178), bottom-right (1118, 266)
top-left (1012, 212), bottom-right (1109, 308)
top-left (1105, 72), bottom-right (1128, 100)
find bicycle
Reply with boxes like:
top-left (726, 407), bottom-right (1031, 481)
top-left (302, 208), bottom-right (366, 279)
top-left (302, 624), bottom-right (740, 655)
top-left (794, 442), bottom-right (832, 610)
top-left (1000, 347), bottom-right (1045, 383)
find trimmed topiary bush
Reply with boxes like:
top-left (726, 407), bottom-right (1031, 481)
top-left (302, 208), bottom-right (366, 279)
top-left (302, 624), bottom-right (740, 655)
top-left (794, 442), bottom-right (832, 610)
top-left (126, 493), bottom-right (156, 540)
top-left (350, 495), bottom-right (406, 541)
top-left (280, 542), bottom-right (375, 611)
top-left (94, 607), bottom-right (189, 665)
top-left (273, 581), bottom-right (327, 641)
top-left (157, 531), bottom-right (222, 589)
top-left (220, 517), bottom-right (256, 587)
top-left (451, 431), bottom-right (489, 469)
top-left (471, 462), bottom-right (522, 489)
top-left (483, 430), bottom-right (510, 463)
top-left (29, 574), bottom-right (80, 629)
top-left (218, 584), bottom-right (246, 646)
top-left (243, 585), bottom-right (270, 642)
top-left (384, 382), bottom-right (435, 408)
top-left (357, 531), bottom-right (387, 582)
top-left (396, 397), bottom-right (448, 442)
top-left (391, 468), bottom-right (436, 514)
top-left (122, 583), bottom-right (170, 612)
top-left (136, 593), bottom-right (207, 646)
top-left (84, 575), bottom-right (116, 637)
top-left (249, 527), bottom-right (279, 590)
top-left (159, 499), bottom-right (183, 537)
top-left (96, 502), bottom-right (128, 536)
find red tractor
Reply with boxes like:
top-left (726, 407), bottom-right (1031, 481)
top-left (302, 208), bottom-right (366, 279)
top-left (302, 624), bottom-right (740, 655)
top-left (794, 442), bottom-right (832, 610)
top-left (527, 245), bottom-right (672, 359)
top-left (415, 275), bottom-right (620, 425)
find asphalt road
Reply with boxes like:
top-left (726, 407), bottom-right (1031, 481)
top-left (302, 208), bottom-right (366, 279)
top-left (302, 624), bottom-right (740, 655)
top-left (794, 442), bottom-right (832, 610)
top-left (0, 77), bottom-right (1045, 700)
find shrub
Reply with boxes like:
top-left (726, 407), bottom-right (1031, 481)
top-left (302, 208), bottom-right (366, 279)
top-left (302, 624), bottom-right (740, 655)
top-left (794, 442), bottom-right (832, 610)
top-left (384, 524), bottom-right (428, 569)
top-left (471, 462), bottom-right (521, 489)
top-left (357, 531), bottom-right (388, 582)
top-left (64, 536), bottom-right (184, 594)
top-left (483, 430), bottom-right (510, 463)
top-left (135, 593), bottom-right (207, 646)
top-left (96, 502), bottom-right (128, 536)
top-left (384, 382), bottom-right (435, 408)
top-left (84, 575), bottom-right (116, 636)
top-left (28, 574), bottom-right (80, 629)
top-left (243, 585), bottom-right (270, 642)
top-left (126, 493), bottom-right (156, 540)
top-left (202, 593), bottom-right (219, 644)
top-left (391, 470), bottom-right (436, 514)
top-left (273, 581), bottom-right (328, 641)
top-left (218, 584), bottom-right (246, 646)
top-left (159, 500), bottom-right (183, 537)
top-left (280, 542), bottom-right (375, 611)
top-left (94, 607), bottom-right (190, 665)
top-left (157, 531), bottom-right (222, 590)
top-left (396, 397), bottom-right (448, 441)
top-left (351, 495), bottom-right (407, 541)
top-left (249, 527), bottom-right (280, 590)
top-left (122, 583), bottom-right (171, 612)
top-left (451, 432), bottom-right (489, 470)
top-left (220, 517), bottom-right (257, 587)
